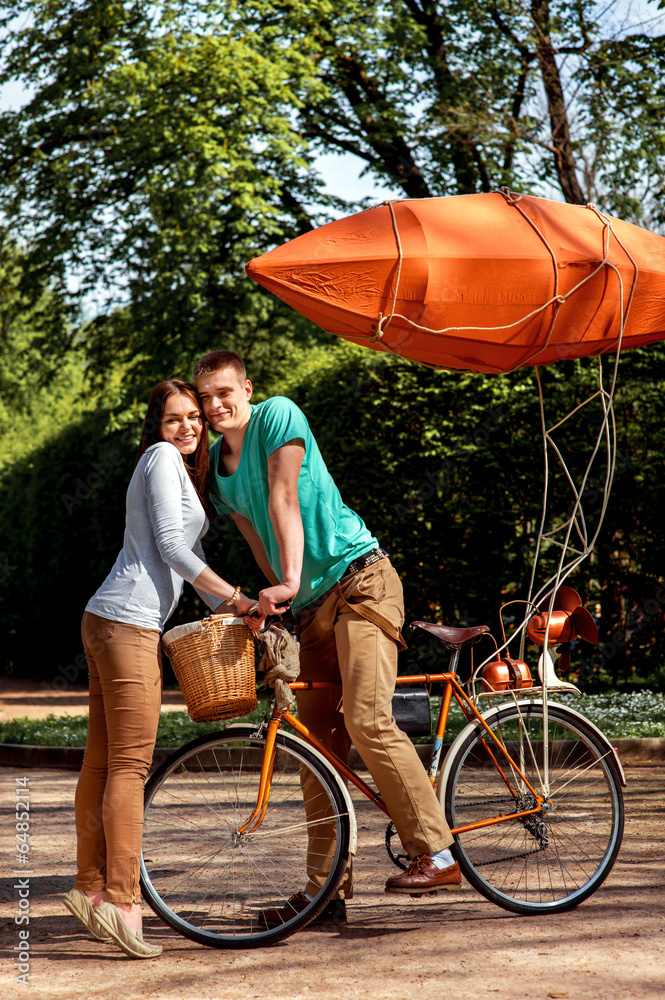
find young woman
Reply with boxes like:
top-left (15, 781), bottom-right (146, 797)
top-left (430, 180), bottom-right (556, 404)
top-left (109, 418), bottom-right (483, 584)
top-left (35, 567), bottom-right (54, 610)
top-left (63, 379), bottom-right (255, 959)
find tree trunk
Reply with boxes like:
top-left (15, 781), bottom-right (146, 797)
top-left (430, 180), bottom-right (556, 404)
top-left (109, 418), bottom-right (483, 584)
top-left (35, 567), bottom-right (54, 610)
top-left (531, 0), bottom-right (586, 204)
top-left (331, 50), bottom-right (433, 199)
top-left (404, 0), bottom-right (487, 193)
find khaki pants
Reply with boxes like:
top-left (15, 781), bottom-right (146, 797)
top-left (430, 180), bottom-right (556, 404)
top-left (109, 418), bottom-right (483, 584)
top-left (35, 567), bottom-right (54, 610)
top-left (296, 558), bottom-right (453, 897)
top-left (74, 611), bottom-right (162, 905)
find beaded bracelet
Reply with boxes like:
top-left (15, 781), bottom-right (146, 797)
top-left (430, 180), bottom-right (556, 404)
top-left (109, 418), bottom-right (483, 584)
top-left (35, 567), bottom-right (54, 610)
top-left (229, 585), bottom-right (242, 607)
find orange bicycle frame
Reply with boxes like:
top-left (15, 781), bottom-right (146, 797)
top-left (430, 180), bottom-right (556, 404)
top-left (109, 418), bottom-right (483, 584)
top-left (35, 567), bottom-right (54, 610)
top-left (239, 673), bottom-right (545, 837)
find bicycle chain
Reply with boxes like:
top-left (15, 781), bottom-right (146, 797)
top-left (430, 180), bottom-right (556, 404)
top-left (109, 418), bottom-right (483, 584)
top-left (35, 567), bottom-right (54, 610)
top-left (455, 797), bottom-right (521, 809)
top-left (473, 842), bottom-right (548, 867)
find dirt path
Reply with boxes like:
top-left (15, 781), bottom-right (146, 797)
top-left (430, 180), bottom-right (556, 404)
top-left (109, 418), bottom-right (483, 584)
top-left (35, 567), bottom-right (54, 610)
top-left (1, 762), bottom-right (664, 1000)
top-left (0, 679), bottom-right (186, 722)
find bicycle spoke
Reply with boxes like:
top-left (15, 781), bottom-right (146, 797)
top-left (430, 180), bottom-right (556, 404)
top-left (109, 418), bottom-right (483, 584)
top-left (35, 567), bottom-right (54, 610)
top-left (443, 703), bottom-right (623, 914)
top-left (141, 731), bottom-right (350, 946)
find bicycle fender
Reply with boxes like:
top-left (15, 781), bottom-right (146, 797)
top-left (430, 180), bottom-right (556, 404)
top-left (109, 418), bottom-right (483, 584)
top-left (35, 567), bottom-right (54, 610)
top-left (223, 724), bottom-right (358, 856)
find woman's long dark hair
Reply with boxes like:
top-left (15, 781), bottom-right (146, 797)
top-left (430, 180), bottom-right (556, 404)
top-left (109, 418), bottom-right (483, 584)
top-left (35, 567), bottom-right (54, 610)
top-left (136, 379), bottom-right (210, 515)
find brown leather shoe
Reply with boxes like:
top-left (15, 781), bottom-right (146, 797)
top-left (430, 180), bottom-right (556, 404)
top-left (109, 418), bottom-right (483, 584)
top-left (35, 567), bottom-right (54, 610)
top-left (385, 856), bottom-right (462, 895)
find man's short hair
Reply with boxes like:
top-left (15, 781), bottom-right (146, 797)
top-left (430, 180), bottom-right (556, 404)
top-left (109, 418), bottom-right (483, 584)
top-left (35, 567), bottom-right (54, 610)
top-left (192, 351), bottom-right (247, 383)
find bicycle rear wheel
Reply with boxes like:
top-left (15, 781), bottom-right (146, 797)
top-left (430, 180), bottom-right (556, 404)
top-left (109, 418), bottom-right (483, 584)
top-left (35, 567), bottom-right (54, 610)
top-left (141, 726), bottom-right (351, 947)
top-left (441, 702), bottom-right (624, 915)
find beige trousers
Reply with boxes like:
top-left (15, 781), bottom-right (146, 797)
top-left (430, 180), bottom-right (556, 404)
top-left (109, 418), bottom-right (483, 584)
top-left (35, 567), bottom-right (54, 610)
top-left (296, 558), bottom-right (453, 897)
top-left (74, 611), bottom-right (162, 904)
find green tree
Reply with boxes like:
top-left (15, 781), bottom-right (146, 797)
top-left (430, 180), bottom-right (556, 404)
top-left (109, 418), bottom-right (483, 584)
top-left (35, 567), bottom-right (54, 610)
top-left (270, 0), bottom-right (665, 220)
top-left (0, 0), bottom-right (332, 397)
top-left (1, 1), bottom-right (664, 401)
top-left (0, 233), bottom-right (75, 465)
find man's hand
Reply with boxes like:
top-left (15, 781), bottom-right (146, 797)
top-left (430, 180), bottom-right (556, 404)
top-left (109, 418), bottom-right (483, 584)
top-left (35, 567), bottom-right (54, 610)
top-left (243, 583), bottom-right (295, 631)
top-left (257, 582), bottom-right (295, 617)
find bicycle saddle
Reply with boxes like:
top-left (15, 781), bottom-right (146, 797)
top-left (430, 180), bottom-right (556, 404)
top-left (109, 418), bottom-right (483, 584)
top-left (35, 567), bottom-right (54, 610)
top-left (410, 621), bottom-right (491, 647)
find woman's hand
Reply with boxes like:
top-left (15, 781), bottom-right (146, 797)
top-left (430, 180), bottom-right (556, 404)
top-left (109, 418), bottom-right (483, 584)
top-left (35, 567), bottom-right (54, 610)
top-left (244, 608), bottom-right (265, 632)
top-left (231, 593), bottom-right (267, 633)
top-left (232, 592), bottom-right (258, 617)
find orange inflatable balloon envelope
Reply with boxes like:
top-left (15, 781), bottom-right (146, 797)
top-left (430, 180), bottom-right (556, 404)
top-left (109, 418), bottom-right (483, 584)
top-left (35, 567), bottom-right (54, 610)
top-left (245, 191), bottom-right (665, 374)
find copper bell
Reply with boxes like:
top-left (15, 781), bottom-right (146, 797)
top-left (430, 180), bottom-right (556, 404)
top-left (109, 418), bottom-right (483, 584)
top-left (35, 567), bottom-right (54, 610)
top-left (482, 655), bottom-right (532, 692)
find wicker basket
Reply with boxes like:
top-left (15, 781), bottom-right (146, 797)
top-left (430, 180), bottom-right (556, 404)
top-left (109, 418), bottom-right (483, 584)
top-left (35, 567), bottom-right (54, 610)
top-left (162, 614), bottom-right (257, 722)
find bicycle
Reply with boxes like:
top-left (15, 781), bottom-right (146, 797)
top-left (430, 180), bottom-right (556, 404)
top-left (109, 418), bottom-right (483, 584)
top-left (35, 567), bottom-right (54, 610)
top-left (140, 619), bottom-right (625, 949)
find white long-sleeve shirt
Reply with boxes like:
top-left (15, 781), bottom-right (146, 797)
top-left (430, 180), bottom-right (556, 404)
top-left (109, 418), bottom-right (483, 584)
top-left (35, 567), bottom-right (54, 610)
top-left (86, 441), bottom-right (217, 631)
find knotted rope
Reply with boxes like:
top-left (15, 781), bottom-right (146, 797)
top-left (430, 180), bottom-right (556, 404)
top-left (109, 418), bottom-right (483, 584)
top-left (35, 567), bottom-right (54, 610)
top-left (365, 189), bottom-right (638, 376)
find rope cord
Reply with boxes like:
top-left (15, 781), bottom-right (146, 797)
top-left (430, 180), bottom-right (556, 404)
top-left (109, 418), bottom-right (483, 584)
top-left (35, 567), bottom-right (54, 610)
top-left (514, 240), bottom-right (637, 664)
top-left (364, 189), bottom-right (636, 377)
top-left (387, 191), bottom-right (640, 678)
top-left (369, 200), bottom-right (405, 345)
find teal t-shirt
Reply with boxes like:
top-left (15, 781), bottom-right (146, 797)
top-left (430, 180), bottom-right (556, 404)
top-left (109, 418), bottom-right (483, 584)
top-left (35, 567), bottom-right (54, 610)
top-left (208, 397), bottom-right (378, 610)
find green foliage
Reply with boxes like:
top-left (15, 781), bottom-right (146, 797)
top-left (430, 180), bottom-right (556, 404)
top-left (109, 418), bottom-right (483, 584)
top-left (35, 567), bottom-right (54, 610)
top-left (3, 690), bottom-right (665, 745)
top-left (0, 705), bottom-right (263, 747)
top-left (0, 233), bottom-right (78, 463)
top-left (552, 690), bottom-right (665, 738)
top-left (0, 412), bottom-right (133, 675)
top-left (0, 714), bottom-right (92, 746)
top-left (0, 0), bottom-right (331, 397)
top-left (1, 1), bottom-right (664, 405)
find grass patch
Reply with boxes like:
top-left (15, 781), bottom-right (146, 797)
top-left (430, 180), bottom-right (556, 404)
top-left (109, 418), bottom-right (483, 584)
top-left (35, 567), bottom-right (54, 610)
top-left (416, 690), bottom-right (665, 742)
top-left (2, 690), bottom-right (664, 747)
top-left (551, 690), bottom-right (665, 738)
top-left (0, 705), bottom-right (267, 748)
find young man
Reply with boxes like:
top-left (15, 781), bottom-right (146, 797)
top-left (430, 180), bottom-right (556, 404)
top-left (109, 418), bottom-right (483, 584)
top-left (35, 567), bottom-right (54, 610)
top-left (193, 350), bottom-right (459, 920)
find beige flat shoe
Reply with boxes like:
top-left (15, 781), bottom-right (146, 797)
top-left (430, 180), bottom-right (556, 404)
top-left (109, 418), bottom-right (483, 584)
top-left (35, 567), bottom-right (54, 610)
top-left (63, 889), bottom-right (112, 942)
top-left (94, 902), bottom-right (162, 959)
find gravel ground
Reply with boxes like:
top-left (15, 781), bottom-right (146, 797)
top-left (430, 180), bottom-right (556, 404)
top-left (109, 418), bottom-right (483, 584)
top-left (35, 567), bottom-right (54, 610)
top-left (1, 760), bottom-right (664, 1000)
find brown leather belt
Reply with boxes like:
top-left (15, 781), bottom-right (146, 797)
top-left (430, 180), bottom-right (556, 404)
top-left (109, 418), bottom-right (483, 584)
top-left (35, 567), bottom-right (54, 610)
top-left (338, 547), bottom-right (389, 584)
top-left (334, 548), bottom-right (407, 651)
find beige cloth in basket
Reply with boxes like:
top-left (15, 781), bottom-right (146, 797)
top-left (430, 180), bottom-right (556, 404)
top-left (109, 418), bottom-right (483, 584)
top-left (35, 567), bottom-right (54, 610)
top-left (161, 616), bottom-right (246, 647)
top-left (258, 622), bottom-right (300, 712)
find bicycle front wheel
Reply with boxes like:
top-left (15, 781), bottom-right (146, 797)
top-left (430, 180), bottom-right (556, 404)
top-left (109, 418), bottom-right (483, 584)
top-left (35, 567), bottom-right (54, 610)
top-left (441, 702), bottom-right (624, 915)
top-left (141, 727), bottom-right (351, 947)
